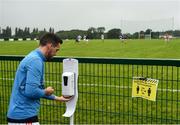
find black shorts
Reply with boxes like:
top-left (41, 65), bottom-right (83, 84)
top-left (7, 116), bottom-right (38, 123)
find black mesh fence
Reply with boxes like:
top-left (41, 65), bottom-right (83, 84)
top-left (0, 56), bottom-right (180, 124)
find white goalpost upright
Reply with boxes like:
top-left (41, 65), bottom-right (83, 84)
top-left (120, 17), bottom-right (174, 39)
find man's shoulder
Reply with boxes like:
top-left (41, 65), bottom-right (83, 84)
top-left (21, 51), bottom-right (43, 65)
top-left (27, 50), bottom-right (42, 61)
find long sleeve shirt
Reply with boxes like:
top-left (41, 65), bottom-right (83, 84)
top-left (7, 49), bottom-right (55, 119)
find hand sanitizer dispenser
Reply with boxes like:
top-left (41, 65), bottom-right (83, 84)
top-left (62, 72), bottom-right (75, 97)
top-left (62, 58), bottom-right (78, 125)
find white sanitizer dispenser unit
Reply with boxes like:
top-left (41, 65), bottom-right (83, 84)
top-left (62, 72), bottom-right (75, 97)
top-left (62, 58), bottom-right (78, 125)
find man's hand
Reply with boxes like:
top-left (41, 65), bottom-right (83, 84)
top-left (45, 86), bottom-right (54, 96)
top-left (55, 96), bottom-right (73, 102)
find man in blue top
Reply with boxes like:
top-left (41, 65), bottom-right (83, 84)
top-left (7, 33), bottom-right (71, 125)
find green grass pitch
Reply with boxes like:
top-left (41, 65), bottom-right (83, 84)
top-left (0, 39), bottom-right (180, 59)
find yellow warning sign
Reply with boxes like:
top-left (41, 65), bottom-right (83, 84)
top-left (132, 77), bottom-right (158, 101)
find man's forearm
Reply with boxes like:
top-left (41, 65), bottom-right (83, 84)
top-left (23, 83), bottom-right (46, 99)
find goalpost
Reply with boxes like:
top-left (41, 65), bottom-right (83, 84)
top-left (120, 17), bottom-right (174, 39)
top-left (144, 34), bottom-right (151, 40)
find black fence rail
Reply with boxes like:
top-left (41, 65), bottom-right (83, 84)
top-left (0, 56), bottom-right (180, 124)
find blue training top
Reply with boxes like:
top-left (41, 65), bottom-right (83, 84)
top-left (7, 49), bottom-right (55, 119)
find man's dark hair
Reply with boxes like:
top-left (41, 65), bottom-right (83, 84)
top-left (39, 33), bottom-right (63, 47)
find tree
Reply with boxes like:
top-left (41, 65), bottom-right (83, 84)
top-left (30, 28), bottom-right (39, 39)
top-left (0, 27), bottom-right (2, 38)
top-left (1, 26), bottom-right (12, 38)
top-left (15, 28), bottom-right (24, 38)
top-left (56, 29), bottom-right (87, 39)
top-left (23, 27), bottom-right (30, 38)
top-left (145, 29), bottom-right (152, 34)
top-left (139, 30), bottom-right (145, 39)
top-left (173, 30), bottom-right (180, 37)
top-left (151, 31), bottom-right (159, 39)
top-left (97, 27), bottom-right (105, 34)
top-left (15, 28), bottom-right (18, 37)
top-left (132, 32), bottom-right (139, 39)
top-left (107, 28), bottom-right (121, 39)
top-left (124, 33), bottom-right (132, 39)
top-left (6, 26), bottom-right (12, 38)
top-left (166, 30), bottom-right (173, 35)
top-left (38, 29), bottom-right (47, 39)
top-left (49, 27), bottom-right (54, 33)
top-left (87, 27), bottom-right (98, 39)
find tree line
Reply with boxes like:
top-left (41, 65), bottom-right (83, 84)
top-left (0, 26), bottom-right (180, 40)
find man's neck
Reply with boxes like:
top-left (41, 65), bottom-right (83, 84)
top-left (38, 46), bottom-right (47, 57)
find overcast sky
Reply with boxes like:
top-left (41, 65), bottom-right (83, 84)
top-left (0, 0), bottom-right (180, 33)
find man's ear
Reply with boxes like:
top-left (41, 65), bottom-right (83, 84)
top-left (46, 42), bottom-right (52, 48)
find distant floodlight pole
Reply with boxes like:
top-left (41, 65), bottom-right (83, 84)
top-left (172, 17), bottom-right (174, 31)
top-left (138, 31), bottom-right (140, 39)
top-left (121, 18), bottom-right (123, 34)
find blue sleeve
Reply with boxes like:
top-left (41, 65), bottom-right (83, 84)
top-left (43, 94), bottom-right (56, 100)
top-left (23, 58), bottom-right (46, 99)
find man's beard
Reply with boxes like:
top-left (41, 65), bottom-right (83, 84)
top-left (46, 56), bottom-right (53, 61)
top-left (46, 52), bottom-right (53, 61)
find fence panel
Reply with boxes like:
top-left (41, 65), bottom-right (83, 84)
top-left (0, 56), bottom-right (179, 124)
